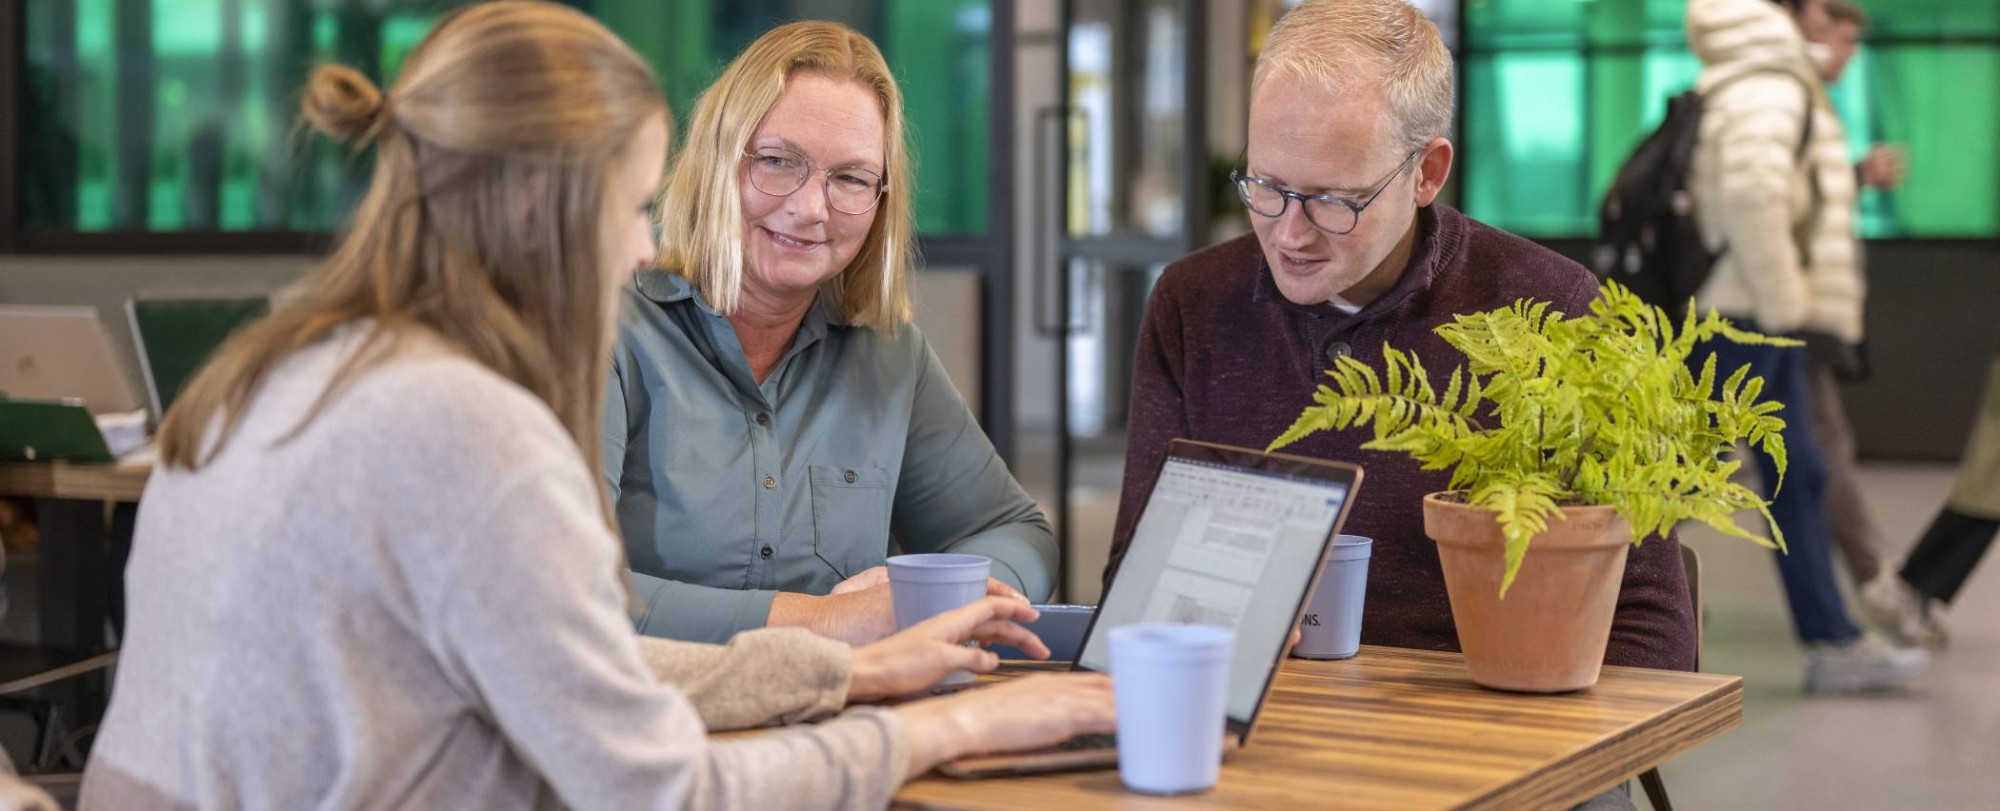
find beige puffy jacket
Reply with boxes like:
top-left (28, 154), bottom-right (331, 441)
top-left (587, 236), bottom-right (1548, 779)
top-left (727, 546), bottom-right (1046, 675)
top-left (1686, 0), bottom-right (1862, 342)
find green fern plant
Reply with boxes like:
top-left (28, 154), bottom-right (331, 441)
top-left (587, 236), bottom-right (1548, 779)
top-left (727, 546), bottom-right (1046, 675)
top-left (1268, 280), bottom-right (1798, 596)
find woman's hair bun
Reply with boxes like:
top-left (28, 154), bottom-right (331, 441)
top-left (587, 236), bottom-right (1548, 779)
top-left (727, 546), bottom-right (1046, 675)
top-left (302, 63), bottom-right (386, 142)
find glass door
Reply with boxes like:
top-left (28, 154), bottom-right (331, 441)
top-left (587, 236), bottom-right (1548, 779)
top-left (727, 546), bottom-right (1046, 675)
top-left (1023, 0), bottom-right (1212, 602)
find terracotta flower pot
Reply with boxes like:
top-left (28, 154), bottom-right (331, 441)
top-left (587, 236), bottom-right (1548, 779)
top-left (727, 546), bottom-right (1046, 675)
top-left (1422, 493), bottom-right (1633, 693)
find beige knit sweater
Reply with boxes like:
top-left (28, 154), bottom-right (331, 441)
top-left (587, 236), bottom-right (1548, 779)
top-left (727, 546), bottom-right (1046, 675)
top-left (80, 327), bottom-right (907, 810)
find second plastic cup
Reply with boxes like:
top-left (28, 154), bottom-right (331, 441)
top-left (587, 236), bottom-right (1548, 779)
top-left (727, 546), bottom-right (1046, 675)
top-left (1293, 535), bottom-right (1372, 660)
top-left (1108, 623), bottom-right (1235, 795)
top-left (887, 553), bottom-right (991, 685)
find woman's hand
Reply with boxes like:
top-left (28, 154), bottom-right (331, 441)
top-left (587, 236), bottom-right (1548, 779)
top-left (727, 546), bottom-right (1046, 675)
top-left (895, 674), bottom-right (1117, 779)
top-left (847, 596), bottom-right (1049, 702)
top-left (771, 567), bottom-right (1027, 645)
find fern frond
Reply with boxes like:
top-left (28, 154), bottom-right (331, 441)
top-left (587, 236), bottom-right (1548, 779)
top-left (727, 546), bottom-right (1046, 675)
top-left (1267, 279), bottom-right (1796, 597)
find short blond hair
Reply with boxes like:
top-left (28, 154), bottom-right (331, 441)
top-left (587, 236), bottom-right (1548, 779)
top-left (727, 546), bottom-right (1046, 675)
top-left (1254, 0), bottom-right (1455, 149)
top-left (659, 21), bottom-right (913, 333)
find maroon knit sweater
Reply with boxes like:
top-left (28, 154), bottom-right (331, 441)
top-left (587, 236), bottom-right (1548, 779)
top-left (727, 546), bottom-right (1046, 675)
top-left (1106, 204), bottom-right (1697, 673)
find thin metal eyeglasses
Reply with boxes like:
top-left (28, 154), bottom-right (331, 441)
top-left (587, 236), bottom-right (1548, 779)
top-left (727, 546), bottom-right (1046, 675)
top-left (1229, 149), bottom-right (1423, 235)
top-left (741, 146), bottom-right (887, 216)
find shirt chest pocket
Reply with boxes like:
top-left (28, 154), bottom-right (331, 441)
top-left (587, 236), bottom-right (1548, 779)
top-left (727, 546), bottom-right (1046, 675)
top-left (809, 465), bottom-right (891, 580)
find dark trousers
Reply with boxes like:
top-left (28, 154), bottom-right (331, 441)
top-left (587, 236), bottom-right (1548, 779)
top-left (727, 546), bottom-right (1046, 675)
top-left (1901, 508), bottom-right (2000, 604)
top-left (1699, 334), bottom-right (1861, 644)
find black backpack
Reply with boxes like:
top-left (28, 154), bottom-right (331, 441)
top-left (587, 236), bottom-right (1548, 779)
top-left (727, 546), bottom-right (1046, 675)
top-left (1593, 70), bottom-right (1816, 316)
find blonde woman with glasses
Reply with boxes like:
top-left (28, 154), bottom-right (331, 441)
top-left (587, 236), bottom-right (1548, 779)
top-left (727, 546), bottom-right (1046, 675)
top-left (607, 21), bottom-right (1057, 645)
top-left (79, 4), bottom-right (1111, 808)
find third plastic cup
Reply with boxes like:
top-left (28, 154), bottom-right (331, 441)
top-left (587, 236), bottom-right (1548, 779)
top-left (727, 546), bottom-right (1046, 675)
top-left (1293, 535), bottom-right (1372, 660)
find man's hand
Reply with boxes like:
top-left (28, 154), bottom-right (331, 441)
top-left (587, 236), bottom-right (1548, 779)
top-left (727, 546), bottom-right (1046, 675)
top-left (1859, 144), bottom-right (1907, 190)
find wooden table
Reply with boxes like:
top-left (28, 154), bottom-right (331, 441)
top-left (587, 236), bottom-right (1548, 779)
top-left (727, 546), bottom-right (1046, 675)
top-left (0, 457), bottom-right (153, 661)
top-left (894, 647), bottom-right (1741, 810)
top-left (0, 457), bottom-right (154, 726)
top-left (0, 458), bottom-right (154, 503)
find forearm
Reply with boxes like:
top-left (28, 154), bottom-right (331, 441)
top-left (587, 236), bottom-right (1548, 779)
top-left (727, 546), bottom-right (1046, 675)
top-left (690, 708), bottom-right (911, 809)
top-left (893, 701), bottom-right (973, 780)
top-left (629, 569), bottom-right (780, 644)
top-left (636, 628), bottom-right (852, 730)
top-left (938, 525), bottom-right (1057, 601)
top-left (766, 591), bottom-right (833, 637)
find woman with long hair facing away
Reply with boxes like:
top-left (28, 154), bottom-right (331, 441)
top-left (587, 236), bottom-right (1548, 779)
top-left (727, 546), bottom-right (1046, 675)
top-left (79, 3), bottom-right (1111, 808)
top-left (607, 21), bottom-right (1056, 645)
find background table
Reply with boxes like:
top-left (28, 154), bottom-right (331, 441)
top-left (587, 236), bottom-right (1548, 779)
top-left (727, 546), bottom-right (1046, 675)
top-left (0, 458), bottom-right (153, 724)
top-left (0, 458), bottom-right (152, 504)
top-left (895, 647), bottom-right (1741, 810)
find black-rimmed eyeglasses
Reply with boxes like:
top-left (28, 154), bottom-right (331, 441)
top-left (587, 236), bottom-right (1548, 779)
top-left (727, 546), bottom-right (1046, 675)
top-left (1229, 149), bottom-right (1422, 235)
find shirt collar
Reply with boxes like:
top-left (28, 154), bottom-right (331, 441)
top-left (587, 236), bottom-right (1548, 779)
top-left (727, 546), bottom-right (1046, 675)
top-left (634, 265), bottom-right (840, 347)
top-left (634, 267), bottom-right (710, 312)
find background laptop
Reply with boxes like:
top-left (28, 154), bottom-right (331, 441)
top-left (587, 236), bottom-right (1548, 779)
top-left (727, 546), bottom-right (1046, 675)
top-left (942, 439), bottom-right (1362, 777)
top-left (0, 305), bottom-right (142, 415)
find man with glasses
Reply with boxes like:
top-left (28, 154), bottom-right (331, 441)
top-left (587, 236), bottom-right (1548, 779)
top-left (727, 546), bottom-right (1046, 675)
top-left (1103, 0), bottom-right (1697, 721)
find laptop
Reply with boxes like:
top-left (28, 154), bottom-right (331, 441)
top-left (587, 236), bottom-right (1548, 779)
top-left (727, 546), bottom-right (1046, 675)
top-left (125, 295), bottom-right (271, 418)
top-left (0, 305), bottom-right (142, 415)
top-left (940, 439), bottom-right (1363, 777)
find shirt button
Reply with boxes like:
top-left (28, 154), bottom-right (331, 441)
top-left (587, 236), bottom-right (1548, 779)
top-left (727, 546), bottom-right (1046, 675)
top-left (760, 546), bottom-right (774, 559)
top-left (762, 475), bottom-right (777, 489)
top-left (1326, 341), bottom-right (1352, 362)
top-left (843, 469), bottom-right (859, 484)
top-left (755, 413), bottom-right (770, 426)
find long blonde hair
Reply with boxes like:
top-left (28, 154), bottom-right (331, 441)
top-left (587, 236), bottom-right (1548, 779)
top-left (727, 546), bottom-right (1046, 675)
top-left (659, 20), bottom-right (914, 333)
top-left (159, 0), bottom-right (667, 498)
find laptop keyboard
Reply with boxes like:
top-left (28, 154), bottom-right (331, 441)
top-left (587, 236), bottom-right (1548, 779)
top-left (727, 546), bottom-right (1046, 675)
top-left (1057, 733), bottom-right (1117, 752)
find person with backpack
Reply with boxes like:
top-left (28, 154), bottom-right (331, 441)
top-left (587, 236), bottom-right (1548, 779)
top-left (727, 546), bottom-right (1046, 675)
top-left (1683, 0), bottom-right (1928, 694)
top-left (1793, 0), bottom-right (1906, 596)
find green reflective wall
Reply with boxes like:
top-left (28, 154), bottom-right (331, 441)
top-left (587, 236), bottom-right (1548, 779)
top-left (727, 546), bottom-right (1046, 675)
top-left (21, 0), bottom-right (992, 237)
top-left (1460, 0), bottom-right (2000, 238)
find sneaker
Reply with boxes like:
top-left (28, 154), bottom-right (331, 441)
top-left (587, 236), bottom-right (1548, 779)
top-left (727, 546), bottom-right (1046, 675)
top-left (1859, 573), bottom-right (1950, 650)
top-left (1804, 636), bottom-right (1929, 695)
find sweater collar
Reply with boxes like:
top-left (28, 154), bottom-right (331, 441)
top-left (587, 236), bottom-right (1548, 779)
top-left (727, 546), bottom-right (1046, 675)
top-left (1250, 204), bottom-right (1464, 323)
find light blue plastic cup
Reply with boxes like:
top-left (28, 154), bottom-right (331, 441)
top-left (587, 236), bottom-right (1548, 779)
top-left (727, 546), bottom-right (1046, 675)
top-left (1108, 623), bottom-right (1235, 795)
top-left (887, 553), bottom-right (990, 685)
top-left (1294, 535), bottom-right (1373, 660)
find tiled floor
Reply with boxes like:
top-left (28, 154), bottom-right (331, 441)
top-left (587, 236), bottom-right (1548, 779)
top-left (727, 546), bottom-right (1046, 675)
top-left (1036, 454), bottom-right (2000, 810)
top-left (1665, 462), bottom-right (2000, 810)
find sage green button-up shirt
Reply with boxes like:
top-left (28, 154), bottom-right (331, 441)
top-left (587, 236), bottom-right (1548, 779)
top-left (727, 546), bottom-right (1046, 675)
top-left (605, 269), bottom-right (1057, 643)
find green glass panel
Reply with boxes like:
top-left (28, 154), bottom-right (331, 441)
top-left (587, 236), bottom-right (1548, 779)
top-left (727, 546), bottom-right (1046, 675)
top-left (1855, 0), bottom-right (2000, 39)
top-left (20, 0), bottom-right (992, 237)
top-left (1461, 0), bottom-right (2000, 238)
top-left (1462, 51), bottom-right (1589, 237)
top-left (1843, 45), bottom-right (2000, 237)
top-left (602, 0), bottom-right (994, 236)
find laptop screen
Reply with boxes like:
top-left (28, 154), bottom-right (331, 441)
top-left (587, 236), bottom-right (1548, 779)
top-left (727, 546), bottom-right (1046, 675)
top-left (1077, 450), bottom-right (1354, 724)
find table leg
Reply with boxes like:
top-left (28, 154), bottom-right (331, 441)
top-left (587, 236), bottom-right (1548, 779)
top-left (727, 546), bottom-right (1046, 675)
top-left (34, 499), bottom-right (112, 653)
top-left (30, 498), bottom-right (115, 728)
